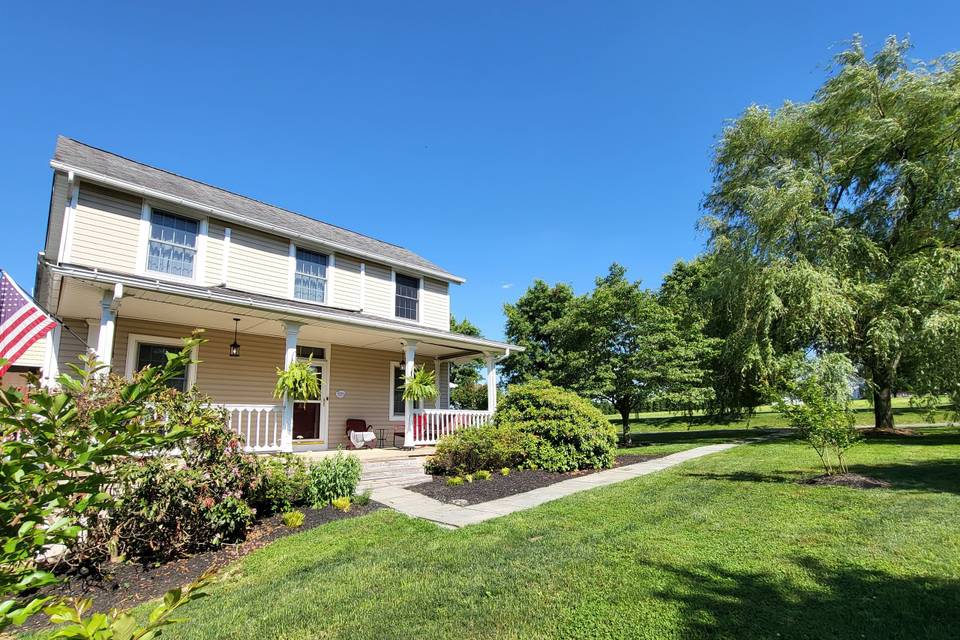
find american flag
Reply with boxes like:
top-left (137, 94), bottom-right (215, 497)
top-left (0, 270), bottom-right (58, 376)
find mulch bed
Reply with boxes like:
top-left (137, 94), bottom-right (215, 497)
top-left (22, 503), bottom-right (382, 631)
top-left (803, 473), bottom-right (892, 489)
top-left (408, 453), bottom-right (661, 506)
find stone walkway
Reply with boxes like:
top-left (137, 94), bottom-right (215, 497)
top-left (369, 441), bottom-right (743, 528)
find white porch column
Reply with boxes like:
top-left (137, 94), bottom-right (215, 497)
top-left (280, 321), bottom-right (302, 452)
top-left (485, 354), bottom-right (498, 412)
top-left (94, 285), bottom-right (123, 377)
top-left (402, 340), bottom-right (418, 448)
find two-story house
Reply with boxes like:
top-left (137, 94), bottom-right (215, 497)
top-left (32, 136), bottom-right (518, 452)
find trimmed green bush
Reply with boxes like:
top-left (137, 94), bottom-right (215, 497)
top-left (308, 451), bottom-right (361, 507)
top-left (495, 380), bottom-right (617, 472)
top-left (425, 424), bottom-right (537, 475)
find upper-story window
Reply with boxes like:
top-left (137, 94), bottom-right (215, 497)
top-left (395, 273), bottom-right (420, 320)
top-left (294, 248), bottom-right (328, 303)
top-left (147, 210), bottom-right (198, 278)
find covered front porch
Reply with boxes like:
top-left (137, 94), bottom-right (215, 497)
top-left (49, 268), bottom-right (512, 453)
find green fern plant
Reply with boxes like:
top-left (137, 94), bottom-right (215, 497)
top-left (274, 358), bottom-right (321, 402)
top-left (401, 365), bottom-right (439, 403)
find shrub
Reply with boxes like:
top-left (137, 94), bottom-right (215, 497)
top-left (494, 380), bottom-right (617, 472)
top-left (331, 496), bottom-right (352, 512)
top-left (353, 489), bottom-right (372, 507)
top-left (446, 476), bottom-right (464, 486)
top-left (308, 451), bottom-right (361, 506)
top-left (282, 510), bottom-right (305, 528)
top-left (777, 354), bottom-right (861, 475)
top-left (0, 336), bottom-right (210, 634)
top-left (476, 469), bottom-right (492, 480)
top-left (425, 423), bottom-right (537, 475)
top-left (82, 389), bottom-right (266, 563)
top-left (256, 454), bottom-right (311, 514)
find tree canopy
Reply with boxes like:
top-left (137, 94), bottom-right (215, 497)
top-left (701, 35), bottom-right (960, 429)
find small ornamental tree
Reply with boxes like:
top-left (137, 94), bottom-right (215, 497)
top-left (776, 353), bottom-right (861, 475)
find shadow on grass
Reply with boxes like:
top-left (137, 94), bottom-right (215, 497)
top-left (861, 429), bottom-right (960, 446)
top-left (624, 428), bottom-right (782, 446)
top-left (647, 556), bottom-right (958, 640)
top-left (687, 458), bottom-right (960, 495)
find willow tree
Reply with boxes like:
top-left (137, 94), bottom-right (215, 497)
top-left (703, 36), bottom-right (960, 431)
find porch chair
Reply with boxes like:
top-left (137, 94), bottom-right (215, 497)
top-left (346, 418), bottom-right (376, 449)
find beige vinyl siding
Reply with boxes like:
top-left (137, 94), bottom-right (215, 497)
top-left (422, 278), bottom-right (450, 330)
top-left (204, 219), bottom-right (227, 286)
top-left (362, 261), bottom-right (394, 318)
top-left (69, 183), bottom-right (142, 272)
top-left (326, 345), bottom-right (436, 449)
top-left (57, 318), bottom-right (90, 372)
top-left (44, 172), bottom-right (71, 261)
top-left (332, 254), bottom-right (362, 309)
top-left (228, 225), bottom-right (289, 297)
top-left (111, 318), bottom-right (284, 405)
top-left (437, 361), bottom-right (450, 409)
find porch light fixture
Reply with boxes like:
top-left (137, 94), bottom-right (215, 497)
top-left (229, 318), bottom-right (241, 357)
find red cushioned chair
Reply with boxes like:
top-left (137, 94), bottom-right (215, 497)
top-left (346, 418), bottom-right (375, 449)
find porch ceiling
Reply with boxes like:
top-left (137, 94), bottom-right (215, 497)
top-left (54, 273), bottom-right (503, 360)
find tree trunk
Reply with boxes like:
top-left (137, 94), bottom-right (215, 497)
top-left (619, 409), bottom-right (631, 438)
top-left (871, 364), bottom-right (896, 431)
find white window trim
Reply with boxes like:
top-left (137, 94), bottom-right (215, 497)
top-left (391, 270), bottom-right (423, 324)
top-left (124, 333), bottom-right (198, 389)
top-left (388, 360), bottom-right (422, 422)
top-left (137, 202), bottom-right (208, 285)
top-left (289, 242), bottom-right (334, 306)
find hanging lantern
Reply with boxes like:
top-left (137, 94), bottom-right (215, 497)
top-left (229, 318), bottom-right (241, 357)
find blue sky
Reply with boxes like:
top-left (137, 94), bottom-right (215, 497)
top-left (2, 1), bottom-right (957, 340)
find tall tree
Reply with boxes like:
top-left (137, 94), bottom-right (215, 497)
top-left (448, 314), bottom-right (486, 410)
top-left (558, 264), bottom-right (716, 436)
top-left (501, 280), bottom-right (575, 385)
top-left (702, 36), bottom-right (960, 431)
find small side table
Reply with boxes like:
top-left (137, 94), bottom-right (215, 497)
top-left (375, 428), bottom-right (387, 448)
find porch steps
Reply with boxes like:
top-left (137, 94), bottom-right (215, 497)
top-left (358, 458), bottom-right (430, 491)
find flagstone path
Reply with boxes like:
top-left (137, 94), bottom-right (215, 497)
top-left (366, 441), bottom-right (749, 528)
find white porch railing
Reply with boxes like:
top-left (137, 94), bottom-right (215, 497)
top-left (222, 404), bottom-right (284, 452)
top-left (409, 408), bottom-right (492, 445)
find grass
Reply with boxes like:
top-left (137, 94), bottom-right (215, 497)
top-left (608, 396), bottom-right (955, 436)
top-left (91, 426), bottom-right (960, 640)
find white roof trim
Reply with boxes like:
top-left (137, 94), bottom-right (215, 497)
top-left (50, 160), bottom-right (467, 285)
top-left (50, 263), bottom-right (517, 353)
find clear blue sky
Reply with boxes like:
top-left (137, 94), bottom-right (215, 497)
top-left (2, 1), bottom-right (957, 340)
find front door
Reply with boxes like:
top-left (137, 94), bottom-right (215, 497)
top-left (291, 359), bottom-right (328, 445)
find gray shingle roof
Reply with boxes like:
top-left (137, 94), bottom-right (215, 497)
top-left (51, 136), bottom-right (463, 282)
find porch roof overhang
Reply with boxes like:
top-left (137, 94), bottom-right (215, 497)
top-left (47, 262), bottom-right (521, 361)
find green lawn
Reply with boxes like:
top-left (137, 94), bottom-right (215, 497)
top-left (609, 397), bottom-right (955, 435)
top-left (104, 426), bottom-right (959, 640)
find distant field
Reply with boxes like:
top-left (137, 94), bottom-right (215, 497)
top-left (608, 397), bottom-right (955, 434)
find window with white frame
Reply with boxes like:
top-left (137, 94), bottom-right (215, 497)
top-left (147, 210), bottom-right (199, 278)
top-left (135, 343), bottom-right (188, 391)
top-left (395, 273), bottom-right (419, 320)
top-left (391, 364), bottom-right (420, 418)
top-left (294, 248), bottom-right (328, 303)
